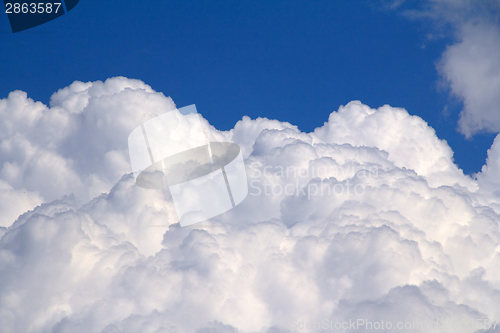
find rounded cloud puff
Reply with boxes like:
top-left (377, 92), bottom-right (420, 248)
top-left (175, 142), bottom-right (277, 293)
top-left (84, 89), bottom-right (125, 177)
top-left (0, 77), bottom-right (176, 206)
top-left (1, 77), bottom-right (500, 333)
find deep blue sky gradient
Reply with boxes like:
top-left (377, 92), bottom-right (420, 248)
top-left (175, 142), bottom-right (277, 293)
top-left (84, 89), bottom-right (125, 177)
top-left (0, 0), bottom-right (495, 175)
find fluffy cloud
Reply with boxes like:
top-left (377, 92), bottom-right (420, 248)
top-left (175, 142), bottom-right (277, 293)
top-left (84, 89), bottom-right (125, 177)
top-left (1, 78), bottom-right (500, 333)
top-left (438, 23), bottom-right (500, 137)
top-left (311, 101), bottom-right (476, 190)
top-left (395, 0), bottom-right (500, 138)
top-left (0, 77), bottom-right (176, 207)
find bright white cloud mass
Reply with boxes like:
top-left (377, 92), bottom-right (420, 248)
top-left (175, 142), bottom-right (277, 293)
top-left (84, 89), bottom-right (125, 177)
top-left (1, 76), bottom-right (500, 333)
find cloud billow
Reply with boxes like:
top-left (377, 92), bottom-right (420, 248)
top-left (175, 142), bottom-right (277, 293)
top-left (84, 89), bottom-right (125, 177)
top-left (1, 77), bottom-right (500, 332)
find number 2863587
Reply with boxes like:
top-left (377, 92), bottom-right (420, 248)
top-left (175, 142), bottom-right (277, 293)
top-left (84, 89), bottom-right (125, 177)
top-left (5, 3), bottom-right (62, 14)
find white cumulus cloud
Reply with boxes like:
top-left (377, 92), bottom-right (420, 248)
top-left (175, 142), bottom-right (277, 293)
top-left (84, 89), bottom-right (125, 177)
top-left (1, 77), bottom-right (500, 333)
top-left (395, 0), bottom-right (500, 138)
top-left (438, 23), bottom-right (500, 137)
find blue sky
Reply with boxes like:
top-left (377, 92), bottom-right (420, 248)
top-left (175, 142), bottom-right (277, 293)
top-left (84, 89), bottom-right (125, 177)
top-left (0, 0), bottom-right (496, 175)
